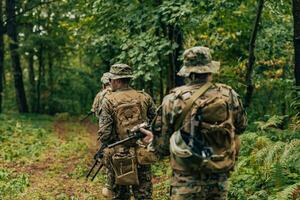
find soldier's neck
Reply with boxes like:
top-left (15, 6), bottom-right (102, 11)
top-left (113, 84), bottom-right (130, 91)
top-left (187, 79), bottom-right (210, 85)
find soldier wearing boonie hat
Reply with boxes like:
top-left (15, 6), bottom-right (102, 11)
top-left (107, 63), bottom-right (135, 80)
top-left (101, 72), bottom-right (111, 85)
top-left (98, 63), bottom-right (156, 199)
top-left (177, 46), bottom-right (220, 77)
top-left (139, 46), bottom-right (247, 200)
top-left (91, 72), bottom-right (112, 117)
top-left (90, 72), bottom-right (113, 198)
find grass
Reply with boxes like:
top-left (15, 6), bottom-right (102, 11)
top-left (3, 114), bottom-right (297, 200)
top-left (0, 114), bottom-right (104, 199)
top-left (0, 114), bottom-right (171, 200)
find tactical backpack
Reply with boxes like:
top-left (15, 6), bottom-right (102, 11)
top-left (108, 90), bottom-right (151, 185)
top-left (113, 95), bottom-right (144, 141)
top-left (170, 82), bottom-right (239, 173)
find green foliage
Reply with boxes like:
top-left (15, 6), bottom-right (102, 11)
top-left (0, 114), bottom-right (106, 199)
top-left (0, 169), bottom-right (29, 199)
top-left (255, 115), bottom-right (287, 130)
top-left (152, 160), bottom-right (170, 200)
top-left (2, 0), bottom-right (297, 118)
top-left (1, 0), bottom-right (300, 199)
top-left (0, 114), bottom-right (53, 162)
top-left (277, 182), bottom-right (300, 200)
top-left (0, 114), bottom-right (175, 199)
top-left (229, 116), bottom-right (300, 200)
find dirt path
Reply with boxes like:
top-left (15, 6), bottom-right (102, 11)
top-left (1, 118), bottom-right (169, 200)
top-left (16, 120), bottom-right (105, 200)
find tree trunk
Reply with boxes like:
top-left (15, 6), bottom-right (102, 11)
top-left (48, 51), bottom-right (54, 114)
top-left (173, 25), bottom-right (184, 87)
top-left (6, 0), bottom-right (28, 113)
top-left (166, 24), bottom-right (184, 92)
top-left (28, 50), bottom-right (37, 113)
top-left (293, 0), bottom-right (300, 86)
top-left (167, 25), bottom-right (175, 92)
top-left (244, 0), bottom-right (264, 108)
top-left (154, 0), bottom-right (165, 102)
top-left (37, 45), bottom-right (44, 113)
top-left (0, 0), bottom-right (4, 113)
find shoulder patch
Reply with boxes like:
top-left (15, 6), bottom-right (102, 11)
top-left (181, 91), bottom-right (192, 100)
top-left (137, 90), bottom-right (146, 94)
top-left (137, 90), bottom-right (150, 97)
top-left (171, 85), bottom-right (194, 99)
top-left (231, 89), bottom-right (240, 98)
top-left (214, 83), bottom-right (233, 97)
top-left (216, 83), bottom-right (233, 90)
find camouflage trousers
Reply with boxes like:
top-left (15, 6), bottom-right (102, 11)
top-left (170, 170), bottom-right (228, 200)
top-left (106, 164), bottom-right (152, 200)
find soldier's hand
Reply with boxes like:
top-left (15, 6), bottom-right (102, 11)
top-left (140, 128), bottom-right (154, 144)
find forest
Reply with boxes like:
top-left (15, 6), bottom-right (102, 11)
top-left (0, 0), bottom-right (300, 199)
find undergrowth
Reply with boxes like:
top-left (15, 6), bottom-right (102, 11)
top-left (1, 114), bottom-right (299, 199)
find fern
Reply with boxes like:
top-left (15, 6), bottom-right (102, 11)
top-left (264, 141), bottom-right (285, 165)
top-left (281, 143), bottom-right (300, 176)
top-left (253, 136), bottom-right (273, 164)
top-left (290, 86), bottom-right (300, 131)
top-left (255, 115), bottom-right (287, 130)
top-left (276, 182), bottom-right (300, 200)
top-left (290, 116), bottom-right (300, 131)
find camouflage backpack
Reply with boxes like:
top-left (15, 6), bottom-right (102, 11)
top-left (105, 90), bottom-right (147, 185)
top-left (170, 82), bottom-right (239, 173)
top-left (110, 90), bottom-right (146, 143)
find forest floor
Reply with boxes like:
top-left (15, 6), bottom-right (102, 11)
top-left (0, 115), bottom-right (170, 200)
top-left (1, 114), bottom-right (300, 199)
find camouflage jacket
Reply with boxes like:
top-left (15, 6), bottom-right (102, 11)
top-left (98, 87), bottom-right (156, 145)
top-left (91, 87), bottom-right (111, 118)
top-left (153, 82), bottom-right (247, 158)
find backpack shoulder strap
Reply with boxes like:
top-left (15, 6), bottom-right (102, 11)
top-left (174, 82), bottom-right (212, 131)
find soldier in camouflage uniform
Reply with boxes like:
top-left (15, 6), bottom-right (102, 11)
top-left (90, 72), bottom-right (114, 197)
top-left (141, 46), bottom-right (247, 200)
top-left (91, 72), bottom-right (111, 118)
top-left (98, 64), bottom-right (156, 200)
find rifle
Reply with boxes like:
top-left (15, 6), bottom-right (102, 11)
top-left (189, 109), bottom-right (213, 160)
top-left (86, 122), bottom-right (149, 181)
top-left (80, 111), bottom-right (94, 122)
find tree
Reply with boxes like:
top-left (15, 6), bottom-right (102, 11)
top-left (0, 0), bottom-right (4, 113)
top-left (244, 0), bottom-right (265, 108)
top-left (293, 0), bottom-right (300, 86)
top-left (6, 0), bottom-right (28, 113)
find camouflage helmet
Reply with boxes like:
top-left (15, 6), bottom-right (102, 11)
top-left (108, 63), bottom-right (134, 80)
top-left (170, 130), bottom-right (213, 170)
top-left (177, 46), bottom-right (220, 77)
top-left (101, 72), bottom-right (111, 85)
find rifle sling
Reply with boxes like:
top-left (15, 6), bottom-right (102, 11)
top-left (174, 82), bottom-right (212, 131)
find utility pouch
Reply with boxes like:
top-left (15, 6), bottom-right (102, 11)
top-left (111, 149), bottom-right (139, 185)
top-left (136, 145), bottom-right (159, 165)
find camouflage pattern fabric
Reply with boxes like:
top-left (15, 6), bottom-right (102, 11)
top-left (91, 87), bottom-right (111, 118)
top-left (153, 83), bottom-right (247, 159)
top-left (98, 87), bottom-right (156, 199)
top-left (106, 164), bottom-right (152, 200)
top-left (177, 46), bottom-right (220, 77)
top-left (98, 88), bottom-right (156, 144)
top-left (101, 72), bottom-right (111, 85)
top-left (152, 81), bottom-right (247, 200)
top-left (108, 63), bottom-right (134, 80)
top-left (170, 170), bottom-right (228, 200)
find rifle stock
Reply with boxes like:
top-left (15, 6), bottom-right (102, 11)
top-left (80, 111), bottom-right (94, 122)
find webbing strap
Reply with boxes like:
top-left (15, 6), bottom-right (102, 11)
top-left (174, 82), bottom-right (212, 131)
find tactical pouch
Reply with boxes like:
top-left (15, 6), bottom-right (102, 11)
top-left (111, 149), bottom-right (139, 185)
top-left (136, 146), bottom-right (159, 165)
